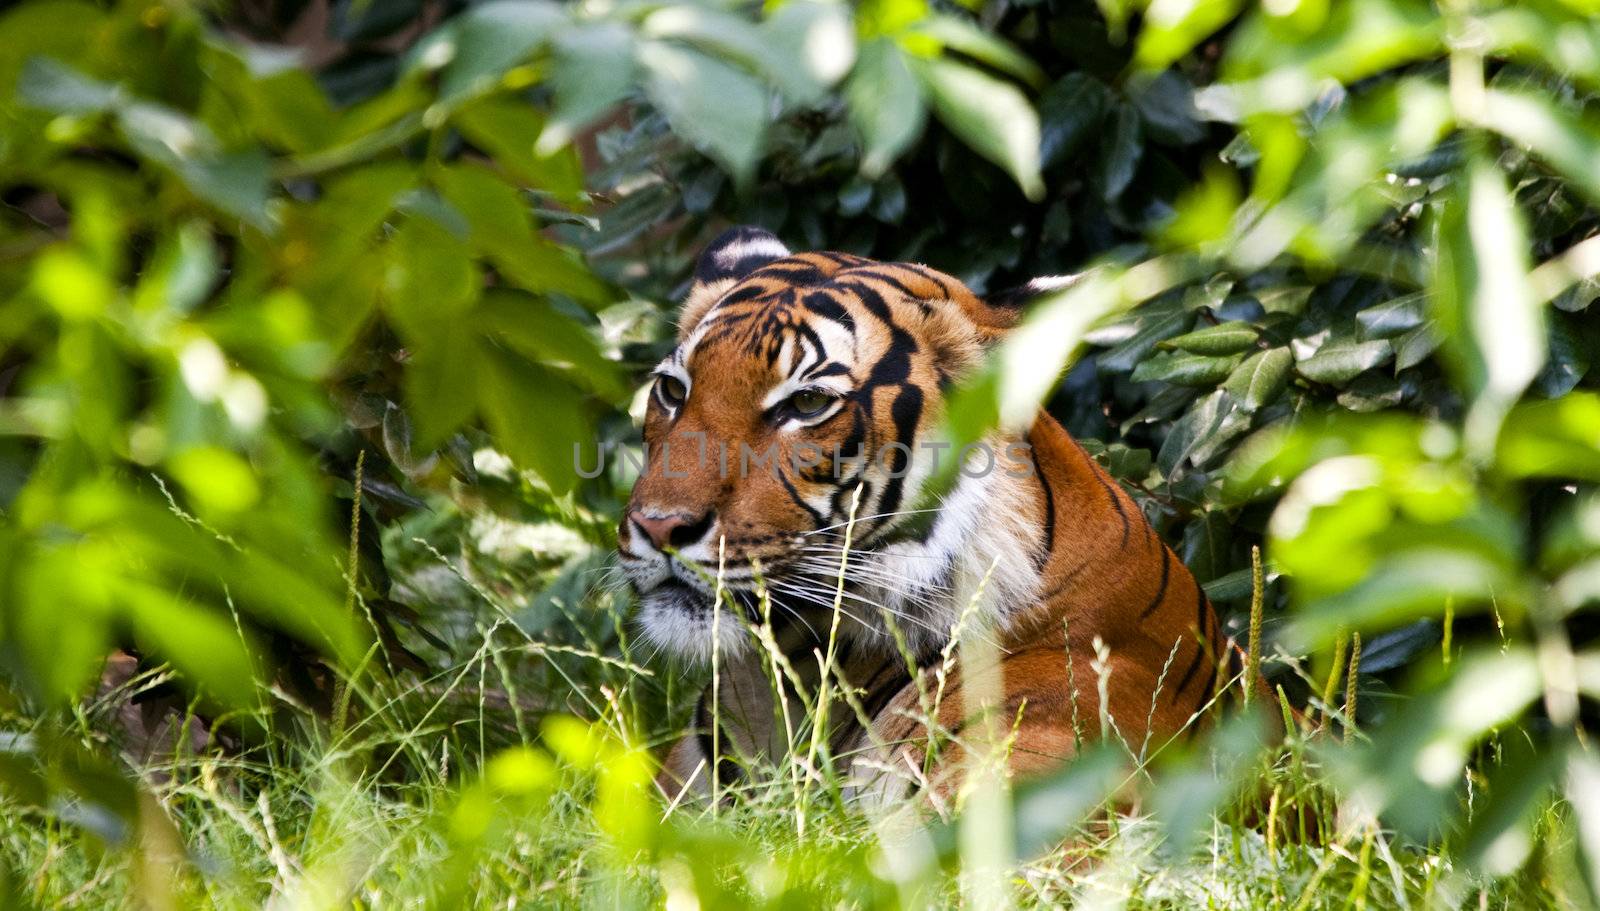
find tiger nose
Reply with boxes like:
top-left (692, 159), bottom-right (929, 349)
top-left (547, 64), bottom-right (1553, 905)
top-left (629, 510), bottom-right (715, 550)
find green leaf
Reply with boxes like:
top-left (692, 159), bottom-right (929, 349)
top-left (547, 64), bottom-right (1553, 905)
top-left (1541, 490), bottom-right (1600, 573)
top-left (1150, 712), bottom-right (1268, 857)
top-left (430, 0), bottom-right (564, 104)
top-left (479, 348), bottom-right (591, 496)
top-left (1130, 70), bottom-right (1207, 146)
top-left (383, 214), bottom-right (478, 344)
top-left (538, 23), bottom-right (636, 155)
top-left (1335, 371), bottom-right (1404, 413)
top-left (913, 15), bottom-right (1045, 88)
top-left (1096, 103), bottom-right (1142, 202)
top-left (433, 163), bottom-right (607, 303)
top-left (1480, 87), bottom-right (1600, 208)
top-left (1222, 347), bottom-right (1292, 412)
top-left (1180, 509), bottom-right (1232, 582)
top-left (1097, 309), bottom-right (1194, 372)
top-left (1037, 73), bottom-right (1110, 170)
top-left (1394, 323), bottom-right (1443, 371)
top-left (1203, 564), bottom-right (1273, 602)
top-left (16, 547), bottom-right (111, 702)
top-left (1159, 320), bottom-right (1258, 354)
top-left (17, 56), bottom-right (119, 114)
top-left (762, 1), bottom-right (856, 104)
top-left (914, 58), bottom-right (1043, 200)
top-left (1295, 337), bottom-right (1392, 385)
top-left (1434, 158), bottom-right (1545, 457)
top-left (1497, 393), bottom-right (1600, 482)
top-left (1006, 744), bottom-right (1124, 859)
top-left (1356, 292), bottom-right (1428, 338)
top-left (477, 290), bottom-right (628, 401)
top-left (132, 222), bottom-right (219, 315)
top-left (454, 98), bottom-right (583, 201)
top-left (1130, 351), bottom-right (1243, 386)
top-left (172, 150), bottom-right (273, 231)
top-left (1566, 749), bottom-right (1600, 907)
top-left (1335, 647), bottom-right (1542, 841)
top-left (204, 42), bottom-right (337, 153)
top-left (1534, 315), bottom-right (1590, 398)
top-left (405, 321), bottom-right (479, 451)
top-left (1287, 549), bottom-right (1514, 647)
top-left (121, 581), bottom-right (259, 707)
top-left (1136, 0), bottom-right (1244, 72)
top-left (846, 39), bottom-right (926, 178)
top-left (1158, 389), bottom-right (1245, 475)
top-left (1224, 0), bottom-right (1442, 89)
top-left (638, 41), bottom-right (767, 187)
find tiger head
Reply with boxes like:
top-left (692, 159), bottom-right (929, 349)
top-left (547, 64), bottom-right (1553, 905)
top-left (619, 227), bottom-right (1059, 661)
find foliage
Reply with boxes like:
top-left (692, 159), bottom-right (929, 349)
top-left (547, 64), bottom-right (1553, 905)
top-left (0, 0), bottom-right (1597, 907)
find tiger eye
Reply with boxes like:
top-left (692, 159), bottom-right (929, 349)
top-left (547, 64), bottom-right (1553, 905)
top-left (789, 389), bottom-right (833, 416)
top-left (658, 375), bottom-right (688, 406)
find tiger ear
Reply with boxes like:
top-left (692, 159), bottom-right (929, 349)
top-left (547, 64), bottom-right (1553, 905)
top-left (943, 273), bottom-right (1086, 349)
top-left (678, 226), bottom-right (790, 340)
top-left (984, 274), bottom-right (1085, 312)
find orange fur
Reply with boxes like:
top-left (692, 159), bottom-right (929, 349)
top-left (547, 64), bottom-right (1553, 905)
top-left (619, 231), bottom-right (1254, 806)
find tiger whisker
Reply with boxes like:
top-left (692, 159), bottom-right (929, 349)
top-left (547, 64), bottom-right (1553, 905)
top-left (763, 580), bottom-right (883, 637)
top-left (787, 557), bottom-right (955, 593)
top-left (769, 576), bottom-right (956, 643)
top-left (800, 508), bottom-right (941, 538)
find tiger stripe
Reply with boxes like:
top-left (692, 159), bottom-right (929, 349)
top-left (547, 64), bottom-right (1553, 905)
top-left (625, 227), bottom-right (1269, 805)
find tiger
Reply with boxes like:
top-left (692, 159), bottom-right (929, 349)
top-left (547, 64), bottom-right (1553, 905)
top-left (618, 226), bottom-right (1240, 806)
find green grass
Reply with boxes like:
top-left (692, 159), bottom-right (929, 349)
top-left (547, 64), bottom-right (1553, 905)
top-left (0, 500), bottom-right (1577, 909)
top-left (0, 633), bottom-right (1575, 909)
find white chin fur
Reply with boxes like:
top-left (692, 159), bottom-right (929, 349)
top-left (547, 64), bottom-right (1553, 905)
top-left (635, 585), bottom-right (750, 663)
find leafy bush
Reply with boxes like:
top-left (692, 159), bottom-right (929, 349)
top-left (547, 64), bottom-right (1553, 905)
top-left (0, 0), bottom-right (1597, 906)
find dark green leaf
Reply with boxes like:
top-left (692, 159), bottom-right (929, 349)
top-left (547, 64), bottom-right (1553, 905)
top-left (1180, 509), bottom-right (1231, 582)
top-left (1096, 103), bottom-right (1142, 202)
top-left (1356, 292), bottom-right (1428, 338)
top-left (1038, 73), bottom-right (1110, 170)
top-left (1159, 320), bottom-right (1258, 355)
top-left (1222, 347), bottom-right (1293, 412)
top-left (1336, 371), bottom-right (1405, 412)
top-left (1533, 314), bottom-right (1591, 398)
top-left (1295, 338), bottom-right (1393, 385)
top-left (1130, 70), bottom-right (1206, 146)
top-left (1395, 324), bottom-right (1443, 371)
top-left (1131, 351), bottom-right (1243, 386)
top-left (1158, 389), bottom-right (1242, 476)
top-left (1098, 309), bottom-right (1194, 372)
